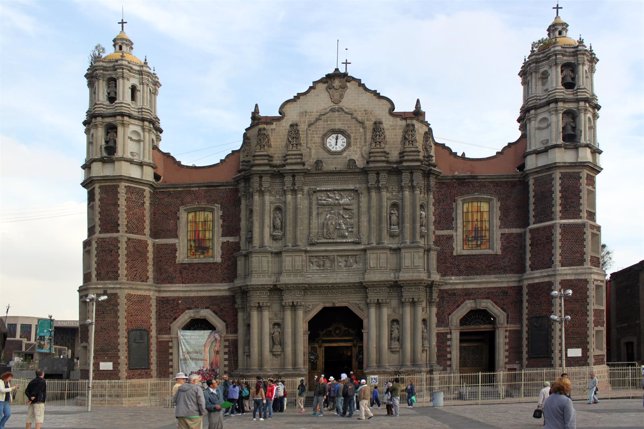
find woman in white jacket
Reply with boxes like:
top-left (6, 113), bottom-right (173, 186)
top-left (0, 372), bottom-right (19, 429)
top-left (537, 381), bottom-right (551, 410)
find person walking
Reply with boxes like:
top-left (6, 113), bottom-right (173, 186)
top-left (296, 379), bottom-right (306, 414)
top-left (370, 385), bottom-right (381, 408)
top-left (537, 381), bottom-right (551, 413)
top-left (172, 372), bottom-right (189, 405)
top-left (342, 375), bottom-right (356, 417)
top-left (356, 380), bottom-right (374, 420)
top-left (390, 378), bottom-right (402, 417)
top-left (0, 372), bottom-right (18, 429)
top-left (252, 379), bottom-right (266, 421)
top-left (336, 375), bottom-right (346, 416)
top-left (326, 377), bottom-right (337, 411)
top-left (265, 379), bottom-right (275, 419)
top-left (227, 381), bottom-right (240, 415)
top-left (384, 383), bottom-right (393, 416)
top-left (174, 374), bottom-right (207, 429)
top-left (587, 372), bottom-right (599, 404)
top-left (204, 379), bottom-right (223, 429)
top-left (406, 381), bottom-right (416, 408)
top-left (24, 369), bottom-right (47, 429)
top-left (311, 375), bottom-right (327, 416)
top-left (543, 378), bottom-right (576, 429)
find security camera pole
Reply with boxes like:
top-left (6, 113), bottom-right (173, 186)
top-left (81, 294), bottom-right (108, 412)
top-left (550, 289), bottom-right (572, 371)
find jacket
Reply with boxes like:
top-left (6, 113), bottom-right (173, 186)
top-left (543, 393), bottom-right (576, 429)
top-left (0, 381), bottom-right (16, 403)
top-left (174, 383), bottom-right (206, 418)
top-left (205, 387), bottom-right (223, 413)
top-left (266, 384), bottom-right (276, 400)
top-left (314, 381), bottom-right (327, 396)
top-left (358, 385), bottom-right (370, 401)
top-left (25, 377), bottom-right (47, 404)
top-left (297, 383), bottom-right (306, 397)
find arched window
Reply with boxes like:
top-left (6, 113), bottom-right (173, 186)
top-left (460, 309), bottom-right (496, 327)
top-left (562, 110), bottom-right (578, 143)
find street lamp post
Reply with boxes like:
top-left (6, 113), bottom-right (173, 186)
top-left (550, 289), bottom-right (572, 371)
top-left (81, 293), bottom-right (108, 412)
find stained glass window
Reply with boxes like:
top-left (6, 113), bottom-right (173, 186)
top-left (463, 200), bottom-right (490, 250)
top-left (187, 210), bottom-right (213, 259)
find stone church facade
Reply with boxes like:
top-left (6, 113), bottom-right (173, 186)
top-left (79, 13), bottom-right (607, 380)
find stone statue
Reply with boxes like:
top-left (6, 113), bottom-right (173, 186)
top-left (422, 319), bottom-right (428, 348)
top-left (107, 79), bottom-right (117, 103)
top-left (256, 127), bottom-right (270, 151)
top-left (562, 112), bottom-right (577, 142)
top-left (419, 205), bottom-right (427, 231)
top-left (104, 127), bottom-right (117, 156)
top-left (272, 208), bottom-right (283, 233)
top-left (561, 65), bottom-right (576, 89)
top-left (271, 323), bottom-right (282, 351)
top-left (323, 211), bottom-right (337, 239)
top-left (287, 123), bottom-right (301, 150)
top-left (390, 320), bottom-right (400, 347)
top-left (389, 206), bottom-right (399, 230)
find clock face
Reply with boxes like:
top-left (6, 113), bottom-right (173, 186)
top-left (325, 133), bottom-right (348, 152)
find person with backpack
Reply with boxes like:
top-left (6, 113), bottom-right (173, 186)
top-left (342, 375), bottom-right (356, 417)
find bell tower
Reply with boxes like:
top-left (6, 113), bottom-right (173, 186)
top-left (519, 8), bottom-right (606, 369)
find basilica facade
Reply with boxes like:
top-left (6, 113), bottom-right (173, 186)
top-left (79, 13), bottom-right (606, 380)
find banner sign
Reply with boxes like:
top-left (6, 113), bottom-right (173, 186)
top-left (178, 330), bottom-right (222, 376)
top-left (36, 319), bottom-right (54, 353)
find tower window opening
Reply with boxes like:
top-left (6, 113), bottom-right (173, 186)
top-left (561, 63), bottom-right (576, 89)
top-left (562, 110), bottom-right (579, 143)
top-left (106, 77), bottom-right (117, 104)
top-left (130, 85), bottom-right (137, 103)
top-left (119, 45), bottom-right (123, 51)
top-left (558, 30), bottom-right (562, 36)
top-left (104, 124), bottom-right (117, 156)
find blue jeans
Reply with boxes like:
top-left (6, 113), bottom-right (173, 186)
top-left (335, 396), bottom-right (344, 415)
top-left (264, 399), bottom-right (273, 418)
top-left (253, 399), bottom-right (264, 419)
top-left (0, 401), bottom-right (11, 429)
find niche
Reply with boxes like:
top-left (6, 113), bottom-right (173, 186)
top-left (130, 85), bottom-right (138, 103)
top-left (104, 124), bottom-right (117, 156)
top-left (389, 202), bottom-right (400, 236)
top-left (561, 110), bottom-right (578, 143)
top-left (561, 63), bottom-right (576, 89)
top-left (106, 77), bottom-right (117, 104)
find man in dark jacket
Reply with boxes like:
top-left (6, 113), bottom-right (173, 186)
top-left (204, 379), bottom-right (223, 429)
top-left (24, 369), bottom-right (46, 429)
top-left (311, 375), bottom-right (326, 416)
top-left (175, 374), bottom-right (207, 429)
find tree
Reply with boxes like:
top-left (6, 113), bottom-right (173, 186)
top-left (601, 243), bottom-right (613, 272)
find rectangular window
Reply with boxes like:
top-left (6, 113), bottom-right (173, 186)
top-left (187, 210), bottom-right (213, 259)
top-left (128, 329), bottom-right (150, 369)
top-left (7, 323), bottom-right (17, 338)
top-left (20, 324), bottom-right (32, 341)
top-left (463, 200), bottom-right (490, 250)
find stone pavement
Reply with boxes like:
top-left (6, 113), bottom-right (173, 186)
top-left (5, 399), bottom-right (644, 429)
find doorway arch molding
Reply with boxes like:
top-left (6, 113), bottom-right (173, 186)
top-left (449, 299), bottom-right (507, 372)
top-left (170, 309), bottom-right (228, 374)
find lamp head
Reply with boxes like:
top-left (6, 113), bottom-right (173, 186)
top-left (550, 314), bottom-right (560, 321)
top-left (563, 289), bottom-right (573, 297)
top-left (97, 295), bottom-right (108, 302)
top-left (550, 291), bottom-right (560, 298)
top-left (563, 315), bottom-right (571, 322)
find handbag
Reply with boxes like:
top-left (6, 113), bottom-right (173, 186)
top-left (533, 408), bottom-right (543, 419)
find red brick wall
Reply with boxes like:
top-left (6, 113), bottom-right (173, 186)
top-left (125, 293), bottom-right (152, 379)
top-left (560, 172), bottom-right (582, 220)
top-left (125, 186), bottom-right (146, 236)
top-left (156, 296), bottom-right (237, 336)
top-left (126, 238), bottom-right (149, 282)
top-left (436, 332), bottom-right (449, 369)
top-left (151, 187), bottom-right (240, 239)
top-left (433, 180), bottom-right (528, 230)
top-left (526, 281), bottom-right (553, 368)
top-left (560, 224), bottom-right (586, 267)
top-left (532, 174), bottom-right (554, 224)
top-left (153, 241), bottom-right (238, 284)
top-left (88, 188), bottom-right (96, 237)
top-left (436, 287), bottom-right (522, 327)
top-left (560, 279), bottom-right (589, 367)
top-left (94, 293), bottom-right (120, 380)
top-left (157, 339), bottom-right (170, 378)
top-left (83, 239), bottom-right (92, 283)
top-left (593, 309), bottom-right (604, 327)
top-left (436, 233), bottom-right (525, 276)
top-left (95, 237), bottom-right (120, 281)
top-left (507, 329), bottom-right (522, 366)
top-left (98, 185), bottom-right (119, 233)
top-left (529, 225), bottom-right (554, 271)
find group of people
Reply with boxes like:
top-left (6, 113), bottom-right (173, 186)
top-left (535, 372), bottom-right (601, 429)
top-left (0, 370), bottom-right (47, 429)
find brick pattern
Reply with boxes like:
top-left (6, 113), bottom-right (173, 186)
top-left (95, 237), bottom-right (120, 281)
top-left (126, 238), bottom-right (149, 282)
top-left (98, 185), bottom-right (119, 233)
top-left (507, 329), bottom-right (522, 366)
top-left (125, 186), bottom-right (146, 235)
top-left (88, 188), bottom-right (96, 237)
top-left (560, 224), bottom-right (586, 267)
top-left (156, 339), bottom-right (170, 378)
top-left (560, 172), bottom-right (582, 220)
top-left (590, 256), bottom-right (600, 268)
top-left (83, 239), bottom-right (92, 284)
top-left (156, 296), bottom-right (237, 336)
top-left (532, 174), bottom-right (554, 224)
top-left (94, 293), bottom-right (120, 380)
top-left (437, 332), bottom-right (450, 369)
top-left (594, 354), bottom-right (605, 365)
top-left (433, 180), bottom-right (528, 230)
top-left (436, 287), bottom-right (522, 327)
top-left (151, 188), bottom-right (239, 239)
top-left (593, 309), bottom-right (605, 328)
top-left (126, 293), bottom-right (152, 379)
top-left (153, 241), bottom-right (238, 284)
top-left (436, 233), bottom-right (525, 276)
top-left (526, 281), bottom-right (553, 368)
top-left (529, 225), bottom-right (554, 271)
top-left (560, 279), bottom-right (589, 367)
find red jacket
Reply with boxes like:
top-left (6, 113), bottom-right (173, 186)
top-left (266, 384), bottom-right (276, 400)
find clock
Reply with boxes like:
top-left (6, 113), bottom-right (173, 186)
top-left (325, 132), bottom-right (348, 153)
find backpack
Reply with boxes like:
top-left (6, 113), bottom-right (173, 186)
top-left (346, 383), bottom-right (355, 396)
top-left (242, 387), bottom-right (249, 398)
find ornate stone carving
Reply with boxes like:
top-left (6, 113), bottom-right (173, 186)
top-left (337, 255), bottom-right (360, 268)
top-left (311, 190), bottom-right (358, 242)
top-left (287, 123), bottom-right (301, 150)
top-left (314, 160), bottom-right (324, 171)
top-left (271, 206), bottom-right (283, 239)
top-left (390, 319), bottom-right (400, 349)
top-left (389, 203), bottom-right (400, 236)
top-left (256, 127), bottom-right (270, 151)
top-left (318, 323), bottom-right (357, 339)
top-left (271, 323), bottom-right (282, 353)
top-left (347, 158), bottom-right (357, 169)
top-left (309, 255), bottom-right (335, 270)
top-left (104, 125), bottom-right (117, 156)
top-left (326, 75), bottom-right (348, 104)
top-left (241, 132), bottom-right (251, 158)
top-left (371, 120), bottom-right (386, 148)
top-left (422, 318), bottom-right (428, 348)
top-left (402, 123), bottom-right (417, 148)
top-left (419, 204), bottom-right (427, 236)
top-left (308, 254), bottom-right (361, 270)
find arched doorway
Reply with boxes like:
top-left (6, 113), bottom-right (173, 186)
top-left (170, 309), bottom-right (227, 376)
top-left (458, 309), bottom-right (495, 373)
top-left (308, 307), bottom-right (363, 383)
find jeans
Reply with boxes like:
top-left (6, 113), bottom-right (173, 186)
top-left (228, 398), bottom-right (237, 414)
top-left (264, 399), bottom-right (273, 418)
top-left (407, 394), bottom-right (414, 406)
top-left (343, 395), bottom-right (355, 416)
top-left (312, 395), bottom-right (324, 414)
top-left (0, 401), bottom-right (12, 429)
top-left (392, 396), bottom-right (400, 416)
top-left (252, 399), bottom-right (264, 419)
top-left (587, 387), bottom-right (599, 403)
top-left (335, 396), bottom-right (344, 415)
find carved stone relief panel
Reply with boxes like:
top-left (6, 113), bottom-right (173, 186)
top-left (308, 254), bottom-right (361, 271)
top-left (309, 189), bottom-right (360, 244)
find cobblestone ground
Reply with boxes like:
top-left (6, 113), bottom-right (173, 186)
top-left (5, 398), bottom-right (644, 429)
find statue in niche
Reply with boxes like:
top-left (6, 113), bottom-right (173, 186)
top-left (390, 320), bottom-right (400, 348)
top-left (272, 208), bottom-right (283, 234)
top-left (419, 205), bottom-right (427, 233)
top-left (422, 319), bottom-right (428, 348)
top-left (314, 159), bottom-right (324, 171)
top-left (561, 65), bottom-right (576, 89)
top-left (104, 127), bottom-right (117, 156)
top-left (271, 323), bottom-right (282, 352)
top-left (256, 127), bottom-right (270, 151)
top-left (247, 208), bottom-right (253, 242)
top-left (389, 206), bottom-right (399, 231)
top-left (347, 158), bottom-right (357, 169)
top-left (371, 120), bottom-right (386, 148)
top-left (562, 112), bottom-right (577, 142)
top-left (106, 79), bottom-right (117, 104)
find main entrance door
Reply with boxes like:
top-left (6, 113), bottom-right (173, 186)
top-left (458, 309), bottom-right (496, 373)
top-left (308, 307), bottom-right (363, 384)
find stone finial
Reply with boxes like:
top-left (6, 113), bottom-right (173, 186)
top-left (414, 98), bottom-right (422, 116)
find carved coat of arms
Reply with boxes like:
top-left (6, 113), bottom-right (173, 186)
top-left (326, 76), bottom-right (348, 104)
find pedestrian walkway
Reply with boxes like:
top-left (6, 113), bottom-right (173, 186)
top-left (5, 399), bottom-right (644, 428)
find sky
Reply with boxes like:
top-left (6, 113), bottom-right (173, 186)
top-left (0, 0), bottom-right (642, 320)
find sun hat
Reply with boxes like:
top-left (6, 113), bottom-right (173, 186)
top-left (329, 376), bottom-right (335, 381)
top-left (360, 379), bottom-right (366, 384)
top-left (175, 372), bottom-right (188, 379)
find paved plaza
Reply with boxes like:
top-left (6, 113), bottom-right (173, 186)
top-left (5, 399), bottom-right (644, 429)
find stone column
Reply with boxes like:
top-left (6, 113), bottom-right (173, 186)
top-left (413, 300), bottom-right (423, 366)
top-left (251, 176), bottom-right (260, 248)
top-left (368, 302), bottom-right (377, 369)
top-left (401, 171), bottom-right (411, 244)
top-left (249, 305), bottom-right (259, 369)
top-left (294, 175), bottom-right (304, 247)
top-left (283, 303), bottom-right (293, 369)
top-left (412, 171), bottom-right (422, 244)
top-left (262, 177), bottom-right (270, 248)
top-left (402, 300), bottom-right (412, 367)
top-left (379, 302), bottom-right (389, 368)
top-left (237, 304), bottom-right (246, 370)
top-left (428, 288), bottom-right (438, 367)
top-left (294, 304), bottom-right (304, 370)
top-left (240, 182), bottom-right (248, 251)
top-left (284, 177), bottom-right (293, 247)
top-left (368, 173), bottom-right (378, 245)
top-left (378, 172), bottom-right (388, 244)
top-left (261, 304), bottom-right (270, 370)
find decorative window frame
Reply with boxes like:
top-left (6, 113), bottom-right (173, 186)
top-left (177, 204), bottom-right (222, 263)
top-left (454, 195), bottom-right (501, 255)
top-left (593, 327), bottom-right (605, 355)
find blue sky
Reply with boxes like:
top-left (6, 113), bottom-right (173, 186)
top-left (1, 0), bottom-right (642, 319)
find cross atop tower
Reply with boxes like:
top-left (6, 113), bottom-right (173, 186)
top-left (552, 2), bottom-right (563, 17)
top-left (342, 48), bottom-right (351, 73)
top-left (118, 7), bottom-right (127, 32)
